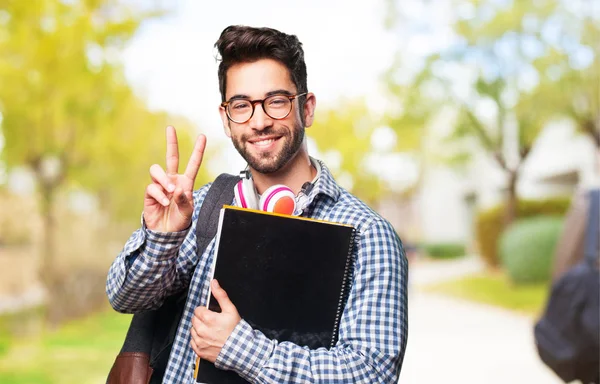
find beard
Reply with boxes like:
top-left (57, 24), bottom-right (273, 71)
top-left (231, 122), bottom-right (305, 174)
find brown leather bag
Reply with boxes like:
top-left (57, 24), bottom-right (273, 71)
top-left (107, 352), bottom-right (153, 384)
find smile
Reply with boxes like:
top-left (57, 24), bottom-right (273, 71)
top-left (248, 136), bottom-right (282, 149)
top-left (253, 138), bottom-right (275, 146)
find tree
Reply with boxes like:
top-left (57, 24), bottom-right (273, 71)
top-left (309, 99), bottom-right (385, 205)
top-left (0, 0), bottom-right (196, 312)
top-left (382, 55), bottom-right (444, 199)
top-left (78, 89), bottom-right (211, 225)
top-left (384, 0), bottom-right (599, 225)
top-left (523, 1), bottom-right (599, 149)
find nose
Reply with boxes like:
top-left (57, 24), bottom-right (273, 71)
top-left (248, 101), bottom-right (272, 131)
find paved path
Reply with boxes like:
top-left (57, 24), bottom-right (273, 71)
top-left (407, 255), bottom-right (486, 286)
top-left (400, 257), bottom-right (562, 384)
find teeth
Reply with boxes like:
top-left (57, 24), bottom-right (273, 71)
top-left (253, 139), bottom-right (274, 146)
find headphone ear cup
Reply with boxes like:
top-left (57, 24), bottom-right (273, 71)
top-left (234, 178), bottom-right (259, 210)
top-left (259, 185), bottom-right (296, 215)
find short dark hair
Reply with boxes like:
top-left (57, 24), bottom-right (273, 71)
top-left (214, 25), bottom-right (308, 119)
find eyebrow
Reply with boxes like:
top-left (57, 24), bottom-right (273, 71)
top-left (228, 89), bottom-right (295, 101)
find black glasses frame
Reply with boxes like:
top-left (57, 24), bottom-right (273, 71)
top-left (221, 92), bottom-right (308, 123)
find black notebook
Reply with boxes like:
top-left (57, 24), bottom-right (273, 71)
top-left (195, 205), bottom-right (357, 383)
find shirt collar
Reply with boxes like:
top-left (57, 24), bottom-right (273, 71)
top-left (307, 157), bottom-right (341, 203)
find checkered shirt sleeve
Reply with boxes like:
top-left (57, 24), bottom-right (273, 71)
top-left (105, 184), bottom-right (211, 312)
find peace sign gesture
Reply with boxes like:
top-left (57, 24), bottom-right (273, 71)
top-left (143, 126), bottom-right (206, 232)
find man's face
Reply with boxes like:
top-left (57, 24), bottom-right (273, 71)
top-left (220, 59), bottom-right (305, 174)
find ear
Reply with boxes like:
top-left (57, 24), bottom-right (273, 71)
top-left (219, 105), bottom-right (232, 137)
top-left (303, 92), bottom-right (316, 128)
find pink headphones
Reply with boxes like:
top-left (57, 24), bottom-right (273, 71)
top-left (234, 174), bottom-right (296, 215)
top-left (234, 160), bottom-right (320, 216)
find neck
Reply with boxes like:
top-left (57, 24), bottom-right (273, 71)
top-left (251, 148), bottom-right (316, 195)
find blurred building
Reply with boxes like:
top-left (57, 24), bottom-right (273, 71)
top-left (378, 122), bottom-right (598, 252)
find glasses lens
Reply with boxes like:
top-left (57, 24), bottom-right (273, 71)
top-left (228, 99), bottom-right (253, 122)
top-left (264, 95), bottom-right (292, 119)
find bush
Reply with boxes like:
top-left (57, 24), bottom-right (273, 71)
top-left (475, 198), bottom-right (570, 267)
top-left (499, 216), bottom-right (563, 285)
top-left (420, 242), bottom-right (466, 259)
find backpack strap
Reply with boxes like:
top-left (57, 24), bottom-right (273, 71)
top-left (148, 173), bottom-right (240, 380)
top-left (195, 173), bottom-right (241, 253)
top-left (108, 173), bottom-right (239, 384)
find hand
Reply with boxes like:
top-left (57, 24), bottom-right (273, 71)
top-left (143, 126), bottom-right (206, 232)
top-left (191, 279), bottom-right (241, 363)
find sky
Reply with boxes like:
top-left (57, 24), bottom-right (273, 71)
top-left (121, 0), bottom-right (400, 174)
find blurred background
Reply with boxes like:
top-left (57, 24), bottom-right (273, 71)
top-left (0, 0), bottom-right (598, 383)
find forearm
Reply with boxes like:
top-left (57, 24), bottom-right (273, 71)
top-left (106, 225), bottom-right (192, 312)
top-left (216, 320), bottom-right (401, 383)
top-left (106, 186), bottom-right (210, 312)
top-left (215, 218), bottom-right (408, 383)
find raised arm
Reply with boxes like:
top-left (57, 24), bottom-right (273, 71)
top-left (106, 126), bottom-right (208, 312)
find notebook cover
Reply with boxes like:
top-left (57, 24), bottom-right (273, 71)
top-left (196, 206), bottom-right (356, 383)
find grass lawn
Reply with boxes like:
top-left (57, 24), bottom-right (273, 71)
top-left (422, 270), bottom-right (551, 317)
top-left (0, 307), bottom-right (132, 384)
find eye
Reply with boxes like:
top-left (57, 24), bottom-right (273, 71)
top-left (231, 100), bottom-right (251, 110)
top-left (267, 96), bottom-right (288, 107)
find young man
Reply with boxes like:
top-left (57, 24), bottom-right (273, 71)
top-left (106, 25), bottom-right (408, 383)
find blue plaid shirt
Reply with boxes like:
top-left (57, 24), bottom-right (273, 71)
top-left (106, 159), bottom-right (408, 383)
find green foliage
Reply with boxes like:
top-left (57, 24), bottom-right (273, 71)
top-left (0, 307), bottom-right (131, 384)
top-left (0, 0), bottom-right (154, 167)
top-left (420, 242), bottom-right (466, 259)
top-left (383, 54), bottom-right (437, 153)
top-left (383, 0), bottom-right (599, 230)
top-left (424, 271), bottom-right (550, 316)
top-left (0, 329), bottom-right (9, 358)
top-left (0, 305), bottom-right (45, 358)
top-left (499, 216), bottom-right (563, 284)
top-left (0, 1), bottom-right (211, 224)
top-left (309, 99), bottom-right (386, 204)
top-left (475, 197), bottom-right (570, 267)
top-left (447, 0), bottom-right (599, 145)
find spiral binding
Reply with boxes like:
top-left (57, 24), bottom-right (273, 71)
top-left (329, 227), bottom-right (357, 348)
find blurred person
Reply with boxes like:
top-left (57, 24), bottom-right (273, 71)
top-left (106, 25), bottom-right (408, 383)
top-left (535, 184), bottom-right (599, 383)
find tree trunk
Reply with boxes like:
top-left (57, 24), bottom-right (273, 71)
top-left (31, 159), bottom-right (64, 327)
top-left (582, 118), bottom-right (600, 149)
top-left (504, 169), bottom-right (519, 228)
top-left (38, 181), bottom-right (57, 285)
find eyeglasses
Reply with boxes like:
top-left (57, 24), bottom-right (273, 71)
top-left (221, 93), bottom-right (307, 124)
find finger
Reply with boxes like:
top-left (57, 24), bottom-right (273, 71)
top-left (193, 305), bottom-right (208, 319)
top-left (193, 306), bottom-right (214, 324)
top-left (173, 187), bottom-right (190, 207)
top-left (190, 336), bottom-right (209, 359)
top-left (145, 184), bottom-right (170, 207)
top-left (191, 315), bottom-right (212, 342)
top-left (190, 317), bottom-right (203, 340)
top-left (150, 164), bottom-right (175, 193)
top-left (211, 279), bottom-right (236, 313)
top-left (166, 125), bottom-right (179, 176)
top-left (190, 334), bottom-right (201, 357)
top-left (184, 134), bottom-right (207, 182)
